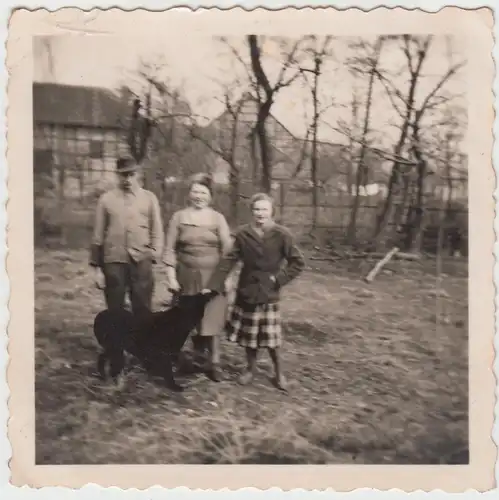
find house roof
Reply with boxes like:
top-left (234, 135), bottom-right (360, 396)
top-left (210, 95), bottom-right (300, 143)
top-left (33, 82), bottom-right (126, 129)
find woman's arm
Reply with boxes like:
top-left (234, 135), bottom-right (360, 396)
top-left (274, 229), bottom-right (306, 289)
top-left (149, 192), bottom-right (164, 263)
top-left (217, 212), bottom-right (233, 257)
top-left (206, 231), bottom-right (242, 293)
top-left (162, 211), bottom-right (181, 288)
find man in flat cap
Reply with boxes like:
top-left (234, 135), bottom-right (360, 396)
top-left (90, 157), bottom-right (164, 316)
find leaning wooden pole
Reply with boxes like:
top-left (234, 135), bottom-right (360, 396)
top-left (364, 246), bottom-right (400, 283)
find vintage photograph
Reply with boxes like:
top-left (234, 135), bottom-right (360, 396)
top-left (32, 30), bottom-right (471, 467)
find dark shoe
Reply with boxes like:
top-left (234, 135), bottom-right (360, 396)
top-left (167, 380), bottom-right (185, 392)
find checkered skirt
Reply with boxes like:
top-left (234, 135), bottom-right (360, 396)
top-left (226, 301), bottom-right (282, 349)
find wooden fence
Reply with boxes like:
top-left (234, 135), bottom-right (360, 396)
top-left (34, 166), bottom-right (468, 256)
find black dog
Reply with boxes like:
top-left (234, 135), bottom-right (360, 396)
top-left (93, 291), bottom-right (216, 392)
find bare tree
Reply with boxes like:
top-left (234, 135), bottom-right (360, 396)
top-left (120, 58), bottom-right (196, 162)
top-left (370, 35), bottom-right (464, 250)
top-left (118, 58), bottom-right (212, 222)
top-left (299, 35), bottom-right (335, 230)
top-left (370, 35), bottom-right (432, 248)
top-left (347, 85), bottom-right (360, 195)
top-left (189, 88), bottom-right (252, 223)
top-left (247, 35), bottom-right (305, 192)
top-left (127, 95), bottom-right (153, 170)
top-left (344, 37), bottom-right (384, 244)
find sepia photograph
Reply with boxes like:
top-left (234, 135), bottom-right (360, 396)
top-left (2, 3), bottom-right (495, 491)
top-left (31, 29), bottom-right (472, 467)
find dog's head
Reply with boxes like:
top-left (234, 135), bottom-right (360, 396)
top-left (94, 308), bottom-right (134, 343)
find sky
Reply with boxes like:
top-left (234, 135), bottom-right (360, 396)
top-left (33, 34), bottom-right (467, 145)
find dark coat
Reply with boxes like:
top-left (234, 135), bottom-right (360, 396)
top-left (208, 223), bottom-right (305, 305)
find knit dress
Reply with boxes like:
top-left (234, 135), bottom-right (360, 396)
top-left (163, 207), bottom-right (232, 337)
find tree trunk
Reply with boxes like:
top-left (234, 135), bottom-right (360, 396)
top-left (406, 147), bottom-right (427, 253)
top-left (128, 94), bottom-right (153, 190)
top-left (347, 88), bottom-right (359, 195)
top-left (398, 111), bottom-right (430, 254)
top-left (229, 168), bottom-right (239, 225)
top-left (249, 127), bottom-right (259, 187)
top-left (444, 133), bottom-right (455, 217)
top-left (255, 102), bottom-right (273, 193)
top-left (392, 171), bottom-right (412, 240)
top-left (371, 159), bottom-right (402, 250)
top-left (372, 36), bottom-right (431, 250)
top-left (347, 160), bottom-right (366, 244)
top-left (346, 38), bottom-right (383, 244)
top-left (311, 56), bottom-right (321, 230)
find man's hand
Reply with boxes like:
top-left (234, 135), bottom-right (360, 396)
top-left (94, 268), bottom-right (105, 290)
top-left (168, 277), bottom-right (181, 293)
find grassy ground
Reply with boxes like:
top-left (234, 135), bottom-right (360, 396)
top-left (35, 249), bottom-right (468, 465)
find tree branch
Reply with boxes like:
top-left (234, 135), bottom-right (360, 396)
top-left (248, 35), bottom-right (273, 98)
top-left (374, 70), bottom-right (408, 115)
top-left (274, 37), bottom-right (305, 91)
top-left (324, 122), bottom-right (417, 167)
top-left (189, 126), bottom-right (238, 173)
top-left (218, 36), bottom-right (256, 89)
top-left (417, 62), bottom-right (465, 118)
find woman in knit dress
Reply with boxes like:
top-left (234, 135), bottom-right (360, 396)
top-left (163, 173), bottom-right (232, 382)
top-left (208, 193), bottom-right (305, 391)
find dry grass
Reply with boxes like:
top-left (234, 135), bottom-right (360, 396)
top-left (35, 249), bottom-right (468, 465)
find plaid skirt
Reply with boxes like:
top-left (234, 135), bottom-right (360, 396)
top-left (226, 301), bottom-right (282, 349)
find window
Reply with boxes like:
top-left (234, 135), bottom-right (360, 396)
top-left (34, 149), bottom-right (53, 175)
top-left (90, 140), bottom-right (104, 159)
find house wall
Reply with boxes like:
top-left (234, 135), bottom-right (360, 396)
top-left (213, 102), bottom-right (302, 182)
top-left (33, 122), bottom-right (128, 199)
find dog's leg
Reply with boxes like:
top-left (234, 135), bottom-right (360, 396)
top-left (163, 352), bottom-right (184, 392)
top-left (97, 352), bottom-right (108, 380)
top-left (109, 348), bottom-right (125, 385)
